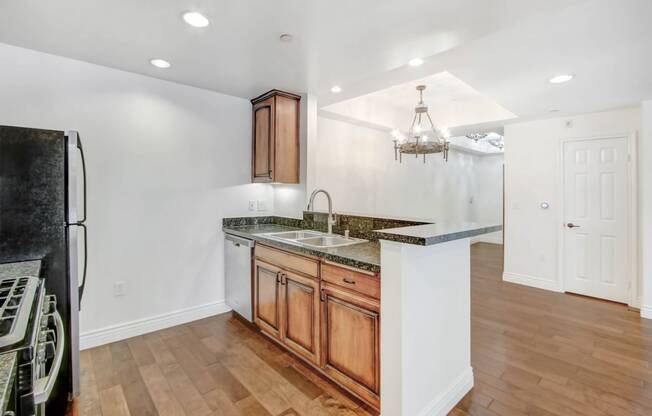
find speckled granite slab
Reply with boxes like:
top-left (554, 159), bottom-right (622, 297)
top-left (223, 224), bottom-right (381, 273)
top-left (223, 212), bottom-right (427, 242)
top-left (223, 216), bottom-right (501, 269)
top-left (0, 352), bottom-right (16, 414)
top-left (0, 259), bottom-right (42, 278)
top-left (373, 222), bottom-right (503, 246)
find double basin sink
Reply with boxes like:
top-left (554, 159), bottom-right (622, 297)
top-left (256, 230), bottom-right (367, 249)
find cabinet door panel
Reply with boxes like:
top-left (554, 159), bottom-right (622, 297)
top-left (252, 98), bottom-right (274, 181)
top-left (273, 95), bottom-right (299, 183)
top-left (321, 283), bottom-right (380, 405)
top-left (282, 271), bottom-right (320, 365)
top-left (254, 260), bottom-right (281, 338)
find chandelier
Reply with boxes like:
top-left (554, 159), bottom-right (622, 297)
top-left (488, 137), bottom-right (504, 150)
top-left (391, 85), bottom-right (450, 163)
top-left (464, 132), bottom-right (504, 150)
top-left (465, 133), bottom-right (488, 142)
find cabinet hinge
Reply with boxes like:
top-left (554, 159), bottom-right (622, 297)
top-left (320, 288), bottom-right (326, 302)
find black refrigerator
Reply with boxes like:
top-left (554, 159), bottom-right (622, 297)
top-left (0, 125), bottom-right (86, 414)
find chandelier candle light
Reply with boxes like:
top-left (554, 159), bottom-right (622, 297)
top-left (391, 85), bottom-right (450, 163)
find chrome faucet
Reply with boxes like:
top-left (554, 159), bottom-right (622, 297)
top-left (307, 189), bottom-right (336, 234)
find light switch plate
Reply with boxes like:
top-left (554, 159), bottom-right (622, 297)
top-left (248, 200), bottom-right (257, 211)
top-left (114, 281), bottom-right (125, 297)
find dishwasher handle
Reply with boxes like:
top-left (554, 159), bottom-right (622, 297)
top-left (225, 233), bottom-right (255, 248)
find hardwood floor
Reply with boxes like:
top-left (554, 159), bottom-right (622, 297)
top-left (79, 243), bottom-right (652, 416)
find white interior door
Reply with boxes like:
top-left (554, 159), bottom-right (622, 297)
top-left (563, 136), bottom-right (630, 303)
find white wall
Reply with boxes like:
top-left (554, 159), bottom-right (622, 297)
top-left (641, 101), bottom-right (652, 318)
top-left (503, 107), bottom-right (640, 300)
top-left (311, 115), bottom-right (504, 232)
top-left (0, 43), bottom-right (275, 346)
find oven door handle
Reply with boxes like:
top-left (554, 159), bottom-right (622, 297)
top-left (34, 310), bottom-right (65, 405)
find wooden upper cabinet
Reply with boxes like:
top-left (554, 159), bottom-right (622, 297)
top-left (251, 90), bottom-right (301, 184)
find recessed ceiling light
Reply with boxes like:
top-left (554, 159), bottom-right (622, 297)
top-left (279, 33), bottom-right (293, 42)
top-left (408, 57), bottom-right (424, 67)
top-left (331, 86), bottom-right (342, 93)
top-left (549, 74), bottom-right (574, 84)
top-left (182, 12), bottom-right (210, 28)
top-left (150, 59), bottom-right (171, 69)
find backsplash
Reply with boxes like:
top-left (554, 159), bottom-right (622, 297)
top-left (223, 212), bottom-right (429, 242)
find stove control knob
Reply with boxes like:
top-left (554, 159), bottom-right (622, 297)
top-left (41, 329), bottom-right (56, 343)
top-left (43, 299), bottom-right (57, 314)
top-left (37, 345), bottom-right (46, 363)
top-left (44, 341), bottom-right (56, 360)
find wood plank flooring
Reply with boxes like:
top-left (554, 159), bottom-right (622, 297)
top-left (79, 243), bottom-right (652, 416)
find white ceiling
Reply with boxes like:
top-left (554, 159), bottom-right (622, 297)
top-left (322, 72), bottom-right (516, 131)
top-left (1, 0), bottom-right (651, 121)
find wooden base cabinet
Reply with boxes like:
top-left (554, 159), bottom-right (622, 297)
top-left (253, 259), bottom-right (321, 366)
top-left (282, 270), bottom-right (321, 365)
top-left (253, 246), bottom-right (380, 411)
top-left (320, 283), bottom-right (380, 409)
top-left (254, 260), bottom-right (282, 338)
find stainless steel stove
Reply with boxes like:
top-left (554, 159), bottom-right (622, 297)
top-left (0, 276), bottom-right (63, 416)
top-left (0, 277), bottom-right (39, 349)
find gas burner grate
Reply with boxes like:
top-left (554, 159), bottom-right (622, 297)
top-left (0, 276), bottom-right (39, 349)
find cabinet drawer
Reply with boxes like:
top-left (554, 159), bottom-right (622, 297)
top-left (321, 263), bottom-right (379, 299)
top-left (255, 244), bottom-right (319, 277)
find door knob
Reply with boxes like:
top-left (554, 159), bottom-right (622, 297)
top-left (566, 223), bottom-right (580, 228)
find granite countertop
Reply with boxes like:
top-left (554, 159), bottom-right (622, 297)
top-left (224, 224), bottom-right (381, 273)
top-left (0, 259), bottom-right (42, 279)
top-left (372, 222), bottom-right (503, 246)
top-left (0, 352), bottom-right (16, 414)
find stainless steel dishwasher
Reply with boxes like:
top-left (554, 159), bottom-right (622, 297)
top-left (224, 233), bottom-right (255, 322)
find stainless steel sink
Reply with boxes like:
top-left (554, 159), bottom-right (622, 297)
top-left (256, 230), bottom-right (367, 248)
top-left (266, 231), bottom-right (322, 240)
top-left (295, 235), bottom-right (363, 248)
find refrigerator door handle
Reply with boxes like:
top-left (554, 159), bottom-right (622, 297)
top-left (65, 130), bottom-right (87, 224)
top-left (76, 134), bottom-right (87, 224)
top-left (68, 222), bottom-right (88, 307)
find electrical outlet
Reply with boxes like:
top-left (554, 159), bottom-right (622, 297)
top-left (114, 281), bottom-right (126, 297)
top-left (257, 200), bottom-right (268, 211)
top-left (248, 200), bottom-right (257, 211)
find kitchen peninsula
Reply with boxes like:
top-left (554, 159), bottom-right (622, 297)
top-left (223, 213), bottom-right (501, 415)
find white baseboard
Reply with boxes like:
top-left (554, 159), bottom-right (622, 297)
top-left (641, 305), bottom-right (652, 320)
top-left (418, 367), bottom-right (474, 416)
top-left (80, 300), bottom-right (231, 350)
top-left (503, 272), bottom-right (563, 292)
